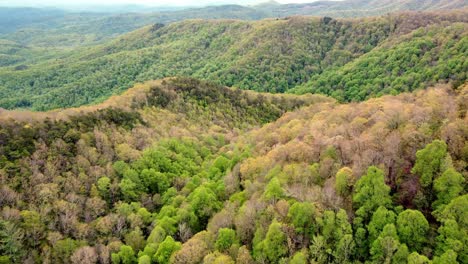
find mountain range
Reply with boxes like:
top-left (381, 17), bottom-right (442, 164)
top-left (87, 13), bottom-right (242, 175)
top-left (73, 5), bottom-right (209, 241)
top-left (0, 10), bottom-right (466, 110)
top-left (0, 1), bottom-right (467, 263)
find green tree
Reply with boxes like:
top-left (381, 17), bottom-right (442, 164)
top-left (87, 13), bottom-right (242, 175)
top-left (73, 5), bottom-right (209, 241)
top-left (215, 228), bottom-right (238, 252)
top-left (19, 210), bottom-right (45, 248)
top-left (433, 250), bottom-right (458, 264)
top-left (97, 176), bottom-right (111, 201)
top-left (411, 140), bottom-right (448, 188)
top-left (435, 218), bottom-right (467, 263)
top-left (119, 178), bottom-right (140, 202)
top-left (435, 220), bottom-right (463, 254)
top-left (138, 243), bottom-right (158, 261)
top-left (154, 236), bottom-right (181, 264)
top-left (262, 221), bottom-right (288, 263)
top-left (290, 251), bottom-right (308, 264)
top-left (396, 210), bottom-right (429, 252)
top-left (353, 166), bottom-right (391, 221)
top-left (137, 255), bottom-right (151, 264)
top-left (370, 224), bottom-right (400, 263)
top-left (322, 209), bottom-right (352, 247)
top-left (287, 202), bottom-right (316, 236)
top-left (309, 235), bottom-right (328, 264)
top-left (439, 194), bottom-right (467, 230)
top-left (0, 220), bottom-right (23, 263)
top-left (433, 168), bottom-right (464, 210)
top-left (407, 252), bottom-right (431, 264)
top-left (335, 167), bottom-right (353, 196)
top-left (391, 243), bottom-right (409, 264)
top-left (188, 186), bottom-right (221, 225)
top-left (263, 177), bottom-right (284, 203)
top-left (52, 238), bottom-right (86, 263)
top-left (124, 228), bottom-right (146, 253)
top-left (367, 206), bottom-right (397, 244)
top-left (334, 234), bottom-right (355, 263)
top-left (112, 245), bottom-right (136, 264)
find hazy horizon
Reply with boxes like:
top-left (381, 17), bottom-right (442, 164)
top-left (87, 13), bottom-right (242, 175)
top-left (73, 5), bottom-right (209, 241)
top-left (0, 0), bottom-right (326, 8)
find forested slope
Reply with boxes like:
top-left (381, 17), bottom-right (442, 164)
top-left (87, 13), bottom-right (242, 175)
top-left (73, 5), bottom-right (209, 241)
top-left (0, 78), bottom-right (466, 263)
top-left (0, 11), bottom-right (466, 110)
top-left (1, 0), bottom-right (466, 46)
top-left (290, 21), bottom-right (468, 101)
top-left (267, 0), bottom-right (468, 17)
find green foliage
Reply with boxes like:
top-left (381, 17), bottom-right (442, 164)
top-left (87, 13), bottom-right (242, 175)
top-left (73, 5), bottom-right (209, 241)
top-left (407, 252), bottom-right (431, 264)
top-left (370, 224), bottom-right (400, 262)
top-left (153, 236), bottom-right (181, 264)
top-left (292, 24), bottom-right (468, 102)
top-left (215, 228), bottom-right (238, 252)
top-left (353, 166), bottom-right (392, 221)
top-left (335, 167), bottom-right (353, 196)
top-left (321, 209), bottom-right (353, 260)
top-left (19, 210), bottom-right (45, 248)
top-left (433, 168), bottom-right (464, 210)
top-left (433, 250), bottom-right (458, 264)
top-left (188, 186), bottom-right (221, 226)
top-left (1, 13), bottom-right (466, 110)
top-left (261, 221), bottom-right (288, 263)
top-left (124, 228), bottom-right (146, 253)
top-left (309, 235), bottom-right (328, 263)
top-left (0, 221), bottom-right (23, 263)
top-left (435, 220), bottom-right (463, 255)
top-left (96, 176), bottom-right (111, 201)
top-left (367, 206), bottom-right (397, 245)
top-left (396, 210), bottom-right (429, 252)
top-left (263, 177), bottom-right (284, 203)
top-left (112, 245), bottom-right (136, 264)
top-left (137, 255), bottom-right (151, 264)
top-left (435, 194), bottom-right (468, 263)
top-left (392, 244), bottom-right (409, 264)
top-left (334, 234), bottom-right (355, 263)
top-left (290, 251), bottom-right (308, 264)
top-left (0, 61), bottom-right (467, 264)
top-left (52, 238), bottom-right (86, 263)
top-left (439, 195), bottom-right (468, 229)
top-left (412, 140), bottom-right (448, 188)
top-left (287, 202), bottom-right (316, 235)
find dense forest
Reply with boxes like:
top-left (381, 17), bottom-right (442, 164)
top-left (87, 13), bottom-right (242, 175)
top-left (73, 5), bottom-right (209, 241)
top-left (0, 1), bottom-right (467, 263)
top-left (1, 0), bottom-right (465, 47)
top-left (0, 11), bottom-right (466, 110)
top-left (0, 78), bottom-right (466, 263)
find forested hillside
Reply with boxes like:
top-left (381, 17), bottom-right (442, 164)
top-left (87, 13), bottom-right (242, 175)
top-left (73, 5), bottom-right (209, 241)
top-left (2, 0), bottom-right (466, 46)
top-left (1, 1), bottom-right (467, 263)
top-left (0, 11), bottom-right (466, 110)
top-left (0, 77), bottom-right (466, 263)
top-left (267, 0), bottom-right (468, 17)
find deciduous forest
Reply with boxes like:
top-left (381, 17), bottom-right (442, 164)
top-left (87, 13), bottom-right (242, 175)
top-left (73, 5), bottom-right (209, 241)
top-left (0, 0), bottom-right (467, 263)
top-left (1, 78), bottom-right (466, 263)
top-left (0, 11), bottom-right (466, 110)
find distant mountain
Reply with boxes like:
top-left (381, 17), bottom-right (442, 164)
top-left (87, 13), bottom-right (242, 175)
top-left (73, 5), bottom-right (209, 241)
top-left (265, 0), bottom-right (468, 17)
top-left (0, 7), bottom-right (67, 34)
top-left (1, 0), bottom-right (466, 46)
top-left (0, 11), bottom-right (466, 110)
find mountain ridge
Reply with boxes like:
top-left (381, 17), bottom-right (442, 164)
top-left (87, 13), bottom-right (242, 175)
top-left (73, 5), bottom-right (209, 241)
top-left (0, 10), bottom-right (466, 110)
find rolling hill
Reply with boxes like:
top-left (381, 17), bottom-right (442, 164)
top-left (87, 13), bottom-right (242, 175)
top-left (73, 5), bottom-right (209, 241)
top-left (0, 11), bottom-right (466, 110)
top-left (1, 0), bottom-right (467, 47)
top-left (0, 77), bottom-right (466, 263)
top-left (1, 1), bottom-right (467, 263)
